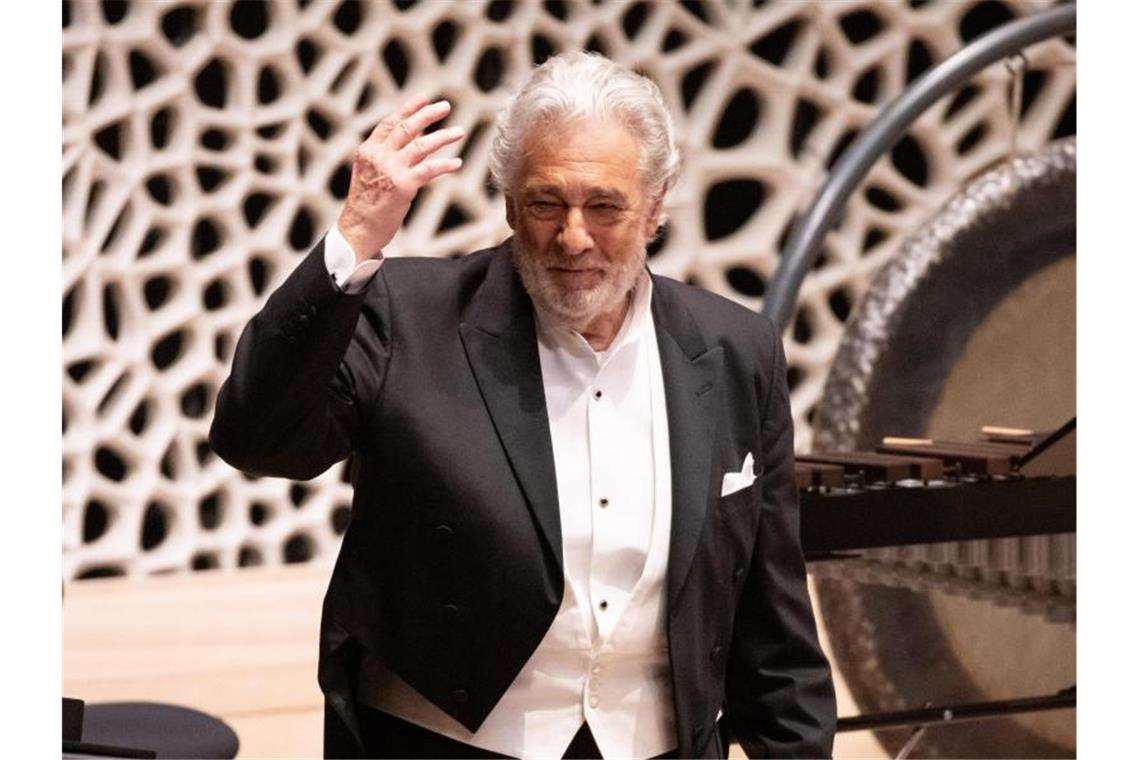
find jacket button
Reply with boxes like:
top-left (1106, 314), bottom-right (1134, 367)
top-left (452, 689), bottom-right (468, 703)
top-left (733, 567), bottom-right (744, 582)
top-left (442, 603), bottom-right (459, 620)
top-left (435, 524), bottom-right (454, 539)
top-left (308, 305), bottom-right (317, 317)
top-left (710, 645), bottom-right (722, 661)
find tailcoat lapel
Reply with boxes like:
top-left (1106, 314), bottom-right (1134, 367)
top-left (456, 252), bottom-right (722, 601)
top-left (651, 278), bottom-right (724, 606)
top-left (459, 247), bottom-right (564, 572)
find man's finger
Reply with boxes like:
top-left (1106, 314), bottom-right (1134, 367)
top-left (402, 126), bottom-right (466, 167)
top-left (385, 100), bottom-right (452, 150)
top-left (366, 93), bottom-right (430, 144)
top-left (409, 156), bottom-right (464, 186)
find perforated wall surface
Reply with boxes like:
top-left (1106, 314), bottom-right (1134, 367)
top-left (62, 0), bottom-right (1075, 579)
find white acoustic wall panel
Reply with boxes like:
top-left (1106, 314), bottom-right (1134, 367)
top-left (62, 0), bottom-right (1074, 579)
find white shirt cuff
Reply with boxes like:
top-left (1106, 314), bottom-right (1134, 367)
top-left (324, 225), bottom-right (383, 294)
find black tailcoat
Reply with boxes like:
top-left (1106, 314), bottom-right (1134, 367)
top-left (210, 239), bottom-right (836, 758)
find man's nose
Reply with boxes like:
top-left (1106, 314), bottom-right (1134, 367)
top-left (556, 207), bottom-right (594, 256)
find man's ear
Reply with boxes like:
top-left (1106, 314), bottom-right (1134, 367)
top-left (505, 193), bottom-right (517, 230)
top-left (643, 192), bottom-right (665, 239)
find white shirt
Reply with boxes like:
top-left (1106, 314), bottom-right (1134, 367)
top-left (326, 229), bottom-right (677, 758)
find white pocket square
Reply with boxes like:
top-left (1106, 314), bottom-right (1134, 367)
top-left (720, 452), bottom-right (756, 497)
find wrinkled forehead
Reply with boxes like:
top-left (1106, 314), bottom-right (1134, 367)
top-left (515, 117), bottom-right (646, 197)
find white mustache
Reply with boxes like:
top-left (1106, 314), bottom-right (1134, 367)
top-left (543, 259), bottom-right (608, 271)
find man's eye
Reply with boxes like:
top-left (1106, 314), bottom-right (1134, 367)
top-left (528, 201), bottom-right (562, 215)
top-left (589, 203), bottom-right (624, 218)
top-left (590, 203), bottom-right (622, 212)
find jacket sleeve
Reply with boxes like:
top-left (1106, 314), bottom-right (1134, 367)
top-left (208, 238), bottom-right (390, 480)
top-left (724, 318), bottom-right (837, 758)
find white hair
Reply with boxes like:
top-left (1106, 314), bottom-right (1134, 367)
top-left (489, 51), bottom-right (681, 199)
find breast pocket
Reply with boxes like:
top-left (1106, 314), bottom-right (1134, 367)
top-left (718, 478), bottom-right (760, 511)
top-left (713, 480), bottom-right (762, 570)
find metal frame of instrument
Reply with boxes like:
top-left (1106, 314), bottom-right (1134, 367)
top-left (755, 4), bottom-right (1078, 749)
top-left (761, 2), bottom-right (1077, 331)
top-left (837, 687), bottom-right (1077, 760)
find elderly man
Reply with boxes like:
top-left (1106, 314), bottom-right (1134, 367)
top-left (210, 52), bottom-right (835, 759)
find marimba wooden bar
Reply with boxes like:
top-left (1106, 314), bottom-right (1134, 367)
top-left (874, 441), bottom-right (1013, 475)
top-left (795, 462), bottom-right (845, 489)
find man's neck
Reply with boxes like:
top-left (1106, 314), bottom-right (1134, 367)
top-left (572, 292), bottom-right (634, 352)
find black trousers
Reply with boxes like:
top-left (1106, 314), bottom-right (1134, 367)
top-left (357, 704), bottom-right (679, 759)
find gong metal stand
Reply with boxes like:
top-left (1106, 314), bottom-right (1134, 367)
top-left (761, 2), bottom-right (1077, 330)
top-left (837, 687), bottom-right (1076, 760)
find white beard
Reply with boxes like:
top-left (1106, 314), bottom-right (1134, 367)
top-left (511, 239), bottom-right (646, 331)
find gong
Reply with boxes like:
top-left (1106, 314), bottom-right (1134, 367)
top-left (812, 139), bottom-right (1076, 758)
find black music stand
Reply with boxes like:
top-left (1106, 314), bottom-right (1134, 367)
top-left (62, 698), bottom-right (239, 759)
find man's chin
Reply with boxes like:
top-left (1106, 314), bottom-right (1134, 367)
top-left (536, 291), bottom-right (599, 325)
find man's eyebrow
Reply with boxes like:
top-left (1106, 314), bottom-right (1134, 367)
top-left (521, 186), bottom-right (562, 197)
top-left (522, 185), bottom-right (631, 203)
top-left (589, 189), bottom-right (630, 203)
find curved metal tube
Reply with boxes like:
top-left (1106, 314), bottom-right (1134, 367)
top-left (760, 3), bottom-right (1076, 331)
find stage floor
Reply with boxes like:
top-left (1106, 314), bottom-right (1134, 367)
top-left (63, 564), bottom-right (884, 758)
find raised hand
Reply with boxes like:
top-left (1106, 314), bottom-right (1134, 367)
top-left (337, 95), bottom-right (466, 262)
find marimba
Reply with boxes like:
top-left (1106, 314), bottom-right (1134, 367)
top-left (797, 419), bottom-right (1076, 620)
